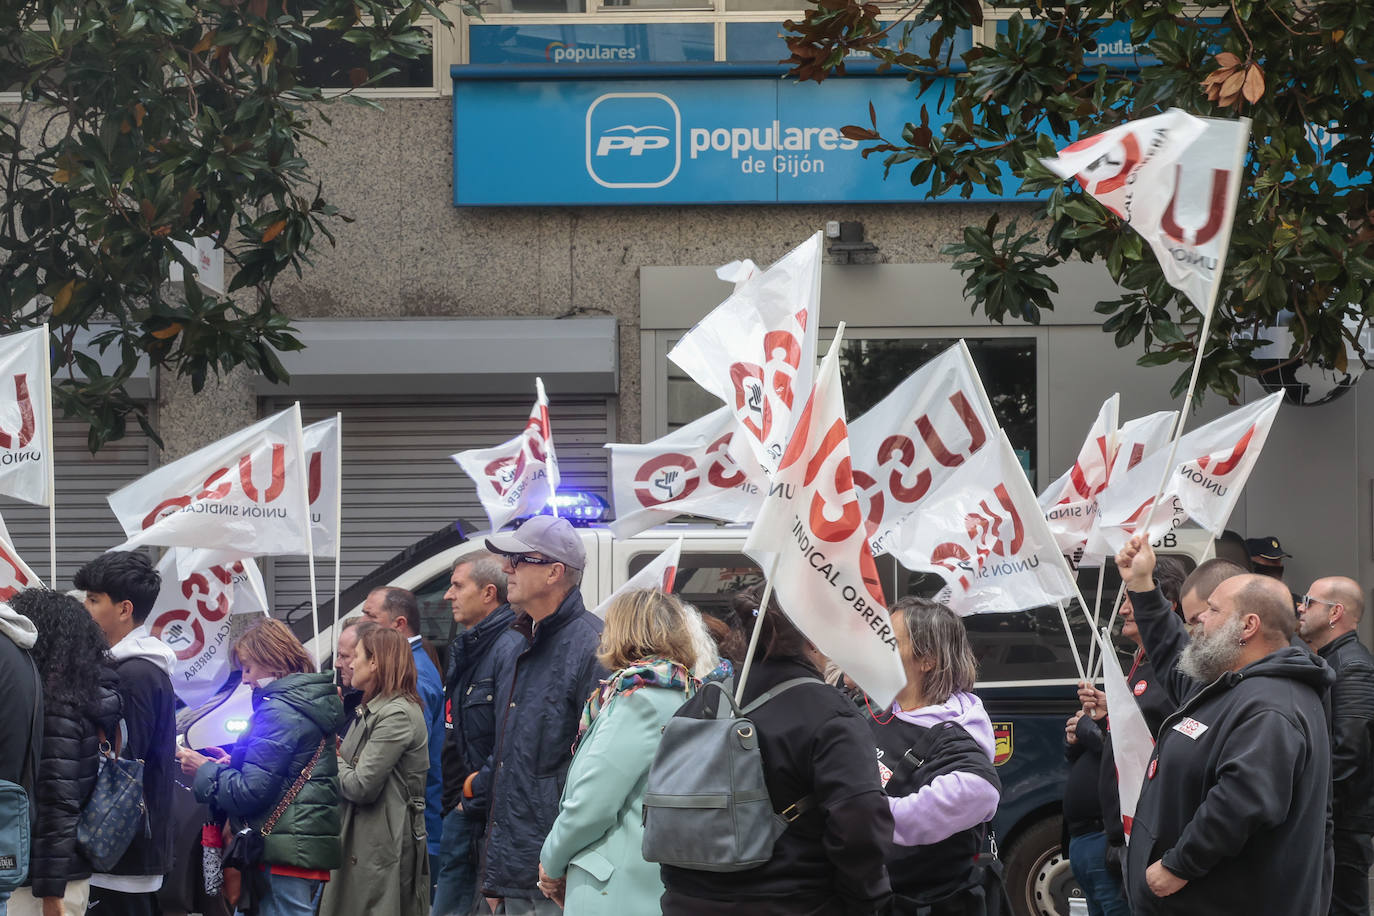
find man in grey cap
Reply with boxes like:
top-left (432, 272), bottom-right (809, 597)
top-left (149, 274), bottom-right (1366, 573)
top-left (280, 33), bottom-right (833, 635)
top-left (476, 515), bottom-right (606, 914)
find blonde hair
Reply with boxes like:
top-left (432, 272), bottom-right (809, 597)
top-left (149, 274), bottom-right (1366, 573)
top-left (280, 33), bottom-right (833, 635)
top-left (231, 618), bottom-right (314, 677)
top-left (598, 589), bottom-right (698, 672)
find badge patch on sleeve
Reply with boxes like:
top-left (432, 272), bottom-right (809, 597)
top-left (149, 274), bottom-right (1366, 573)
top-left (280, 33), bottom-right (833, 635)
top-left (1172, 717), bottom-right (1209, 739)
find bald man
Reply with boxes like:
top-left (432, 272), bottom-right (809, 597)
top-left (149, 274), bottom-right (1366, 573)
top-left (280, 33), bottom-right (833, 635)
top-left (1116, 535), bottom-right (1335, 916)
top-left (1299, 576), bottom-right (1374, 916)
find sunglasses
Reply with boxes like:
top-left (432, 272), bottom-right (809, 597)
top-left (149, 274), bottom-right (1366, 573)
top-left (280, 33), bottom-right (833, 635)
top-left (1299, 594), bottom-right (1338, 609)
top-left (508, 553), bottom-right (559, 569)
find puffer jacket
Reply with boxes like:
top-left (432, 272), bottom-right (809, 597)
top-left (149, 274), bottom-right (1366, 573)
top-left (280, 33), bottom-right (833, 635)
top-left (442, 604), bottom-right (525, 817)
top-left (193, 671), bottom-right (346, 870)
top-left (28, 666), bottom-right (121, 898)
top-left (480, 588), bottom-right (605, 899)
top-left (1318, 631), bottom-right (1374, 832)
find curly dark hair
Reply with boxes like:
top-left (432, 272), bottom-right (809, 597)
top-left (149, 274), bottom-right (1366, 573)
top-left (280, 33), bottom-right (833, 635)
top-left (10, 588), bottom-right (112, 711)
top-left (730, 584), bottom-right (809, 663)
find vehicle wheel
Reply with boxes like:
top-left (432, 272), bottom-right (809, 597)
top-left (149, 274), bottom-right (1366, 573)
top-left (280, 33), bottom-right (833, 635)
top-left (1002, 815), bottom-right (1081, 916)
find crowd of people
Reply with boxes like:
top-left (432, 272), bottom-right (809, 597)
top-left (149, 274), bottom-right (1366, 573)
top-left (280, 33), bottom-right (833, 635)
top-left (0, 515), bottom-right (1370, 916)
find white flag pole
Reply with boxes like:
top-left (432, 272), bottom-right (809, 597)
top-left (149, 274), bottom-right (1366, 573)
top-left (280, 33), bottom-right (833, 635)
top-left (1085, 564), bottom-right (1108, 675)
top-left (736, 323), bottom-right (847, 705)
top-left (538, 377), bottom-right (558, 519)
top-left (291, 403), bottom-right (322, 667)
top-left (42, 323), bottom-right (56, 586)
top-left (1056, 600), bottom-right (1088, 681)
top-left (1089, 120), bottom-right (1251, 680)
top-left (734, 553), bottom-right (782, 706)
top-left (331, 412), bottom-right (343, 661)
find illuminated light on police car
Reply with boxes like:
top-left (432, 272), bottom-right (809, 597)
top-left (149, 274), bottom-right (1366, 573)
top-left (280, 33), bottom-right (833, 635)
top-left (544, 490), bottom-right (609, 522)
top-left (225, 718), bottom-right (249, 734)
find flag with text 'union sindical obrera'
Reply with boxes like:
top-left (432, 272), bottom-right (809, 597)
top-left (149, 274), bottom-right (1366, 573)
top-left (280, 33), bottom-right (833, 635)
top-left (848, 341), bottom-right (1000, 565)
top-left (890, 433), bottom-right (1078, 616)
top-left (453, 377), bottom-right (560, 533)
top-left (1093, 391), bottom-right (1283, 554)
top-left (0, 327), bottom-right (53, 507)
top-left (1042, 110), bottom-right (1250, 313)
top-left (745, 337), bottom-right (906, 708)
top-left (108, 405), bottom-right (313, 558)
top-left (606, 406), bottom-right (766, 540)
top-left (669, 232), bottom-right (821, 477)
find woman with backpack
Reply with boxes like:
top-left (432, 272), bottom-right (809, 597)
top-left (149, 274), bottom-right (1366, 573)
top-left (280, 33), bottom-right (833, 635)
top-left (4, 589), bottom-right (120, 916)
top-left (658, 587), bottom-right (894, 916)
top-left (536, 589), bottom-right (701, 913)
top-left (868, 597), bottom-right (1007, 916)
top-left (176, 618), bottom-right (345, 916)
top-left (318, 623), bottom-right (430, 916)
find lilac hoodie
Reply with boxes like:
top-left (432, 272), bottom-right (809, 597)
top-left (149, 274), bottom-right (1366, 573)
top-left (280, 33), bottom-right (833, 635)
top-left (885, 691), bottom-right (1000, 847)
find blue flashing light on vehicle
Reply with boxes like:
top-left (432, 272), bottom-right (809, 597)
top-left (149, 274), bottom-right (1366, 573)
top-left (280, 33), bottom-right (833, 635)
top-left (543, 490), bottom-right (609, 522)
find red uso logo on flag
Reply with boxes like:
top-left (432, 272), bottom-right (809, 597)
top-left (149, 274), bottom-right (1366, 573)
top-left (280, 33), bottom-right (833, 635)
top-left (728, 313), bottom-right (807, 458)
top-left (1134, 680), bottom-right (1148, 697)
top-left (0, 543), bottom-right (33, 602)
top-left (149, 562), bottom-right (243, 661)
top-left (150, 609), bottom-right (206, 661)
top-left (929, 483), bottom-right (1027, 592)
top-left (866, 391), bottom-right (989, 515)
top-left (633, 453), bottom-right (700, 508)
top-left (484, 454), bottom-right (527, 498)
top-left (778, 400), bottom-right (884, 606)
top-left (0, 373), bottom-right (36, 450)
top-left (139, 442), bottom-right (288, 529)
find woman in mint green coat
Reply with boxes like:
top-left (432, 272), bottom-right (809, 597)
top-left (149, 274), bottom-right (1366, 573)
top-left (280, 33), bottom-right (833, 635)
top-left (537, 589), bottom-right (705, 914)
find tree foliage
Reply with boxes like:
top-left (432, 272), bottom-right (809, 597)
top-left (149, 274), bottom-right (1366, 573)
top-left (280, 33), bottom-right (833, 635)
top-left (785, 0), bottom-right (1374, 404)
top-left (0, 0), bottom-right (463, 449)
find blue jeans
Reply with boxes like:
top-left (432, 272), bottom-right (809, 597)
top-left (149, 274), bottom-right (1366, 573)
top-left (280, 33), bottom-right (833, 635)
top-left (433, 807), bottom-right (482, 916)
top-left (248, 873), bottom-right (323, 916)
top-left (1068, 831), bottom-right (1130, 916)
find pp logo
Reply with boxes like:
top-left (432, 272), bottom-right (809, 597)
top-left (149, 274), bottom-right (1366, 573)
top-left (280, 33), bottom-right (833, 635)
top-left (586, 93), bottom-right (680, 189)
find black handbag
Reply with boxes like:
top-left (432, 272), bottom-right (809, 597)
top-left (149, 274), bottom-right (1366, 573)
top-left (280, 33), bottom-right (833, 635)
top-left (220, 738), bottom-right (326, 913)
top-left (77, 720), bottom-right (148, 872)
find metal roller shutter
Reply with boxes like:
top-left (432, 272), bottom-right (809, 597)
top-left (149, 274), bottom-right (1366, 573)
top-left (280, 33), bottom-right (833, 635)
top-left (265, 395), bottom-right (614, 621)
top-left (2, 419), bottom-right (154, 590)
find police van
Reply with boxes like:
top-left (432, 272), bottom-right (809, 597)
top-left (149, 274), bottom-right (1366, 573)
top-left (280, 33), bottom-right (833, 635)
top-left (182, 515), bottom-right (1214, 916)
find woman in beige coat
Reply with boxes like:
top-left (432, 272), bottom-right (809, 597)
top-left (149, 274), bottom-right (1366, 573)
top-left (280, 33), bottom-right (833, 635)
top-left (319, 623), bottom-right (431, 916)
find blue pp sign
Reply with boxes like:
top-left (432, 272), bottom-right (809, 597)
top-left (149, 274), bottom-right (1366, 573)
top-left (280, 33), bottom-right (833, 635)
top-left (586, 93), bottom-right (681, 188)
top-left (452, 71), bottom-right (1021, 205)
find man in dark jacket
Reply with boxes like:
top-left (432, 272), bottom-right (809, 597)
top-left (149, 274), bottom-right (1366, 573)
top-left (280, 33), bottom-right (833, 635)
top-left (480, 516), bottom-right (604, 915)
top-left (433, 552), bottom-right (523, 916)
top-left (75, 551), bottom-right (176, 916)
top-left (1116, 535), bottom-right (1335, 916)
top-left (1297, 575), bottom-right (1374, 916)
top-left (0, 600), bottom-right (41, 916)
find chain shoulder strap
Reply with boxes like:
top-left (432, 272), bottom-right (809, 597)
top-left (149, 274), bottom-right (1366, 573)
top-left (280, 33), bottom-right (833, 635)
top-left (262, 737), bottom-right (326, 837)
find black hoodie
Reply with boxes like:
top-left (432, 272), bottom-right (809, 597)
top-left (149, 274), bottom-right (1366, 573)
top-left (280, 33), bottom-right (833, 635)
top-left (1124, 588), bottom-right (1335, 916)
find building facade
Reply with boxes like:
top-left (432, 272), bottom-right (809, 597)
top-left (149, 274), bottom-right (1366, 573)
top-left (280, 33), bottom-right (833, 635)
top-left (3, 7), bottom-right (1371, 646)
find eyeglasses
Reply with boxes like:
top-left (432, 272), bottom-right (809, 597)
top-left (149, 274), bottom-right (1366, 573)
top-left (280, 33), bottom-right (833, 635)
top-left (508, 553), bottom-right (558, 569)
top-left (1299, 595), bottom-right (1339, 609)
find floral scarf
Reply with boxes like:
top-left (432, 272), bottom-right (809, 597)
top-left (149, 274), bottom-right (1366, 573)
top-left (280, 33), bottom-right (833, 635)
top-left (573, 658), bottom-right (697, 753)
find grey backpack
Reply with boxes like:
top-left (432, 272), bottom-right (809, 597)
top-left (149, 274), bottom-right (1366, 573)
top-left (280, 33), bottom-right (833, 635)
top-left (641, 677), bottom-right (817, 872)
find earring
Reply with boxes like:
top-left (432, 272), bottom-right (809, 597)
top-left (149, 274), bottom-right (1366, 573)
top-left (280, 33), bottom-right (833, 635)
top-left (1238, 639), bottom-right (1246, 647)
top-left (1330, 621), bottom-right (1336, 629)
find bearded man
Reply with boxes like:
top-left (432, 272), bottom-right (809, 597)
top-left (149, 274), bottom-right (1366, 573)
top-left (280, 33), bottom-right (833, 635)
top-left (1114, 535), bottom-right (1335, 916)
